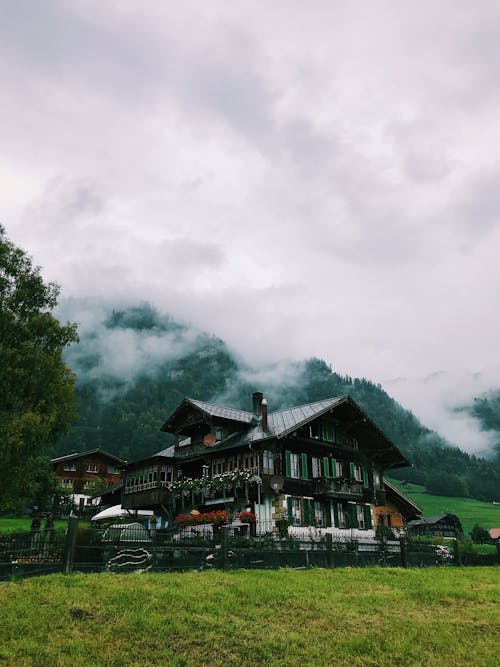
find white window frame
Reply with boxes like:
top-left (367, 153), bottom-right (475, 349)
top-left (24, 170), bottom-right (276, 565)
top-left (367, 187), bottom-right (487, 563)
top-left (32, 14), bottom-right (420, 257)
top-left (290, 453), bottom-right (300, 479)
top-left (291, 498), bottom-right (302, 526)
top-left (357, 504), bottom-right (366, 529)
top-left (262, 450), bottom-right (274, 475)
top-left (311, 457), bottom-right (322, 478)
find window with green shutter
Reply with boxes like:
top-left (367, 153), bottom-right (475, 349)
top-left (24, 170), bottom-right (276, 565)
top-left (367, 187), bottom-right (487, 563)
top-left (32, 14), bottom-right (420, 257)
top-left (333, 502), bottom-right (339, 528)
top-left (363, 504), bottom-right (373, 530)
top-left (322, 422), bottom-right (334, 442)
top-left (324, 501), bottom-right (332, 527)
top-left (347, 503), bottom-right (359, 529)
top-left (362, 465), bottom-right (369, 488)
top-left (301, 453), bottom-right (309, 479)
top-left (303, 498), bottom-right (311, 526)
top-left (285, 450), bottom-right (292, 478)
top-left (331, 458), bottom-right (337, 478)
top-left (349, 462), bottom-right (355, 480)
top-left (323, 457), bottom-right (330, 477)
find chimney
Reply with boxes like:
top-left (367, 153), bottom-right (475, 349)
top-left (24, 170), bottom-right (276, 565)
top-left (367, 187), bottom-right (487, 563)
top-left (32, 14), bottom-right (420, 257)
top-left (252, 392), bottom-right (263, 416)
top-left (261, 398), bottom-right (268, 432)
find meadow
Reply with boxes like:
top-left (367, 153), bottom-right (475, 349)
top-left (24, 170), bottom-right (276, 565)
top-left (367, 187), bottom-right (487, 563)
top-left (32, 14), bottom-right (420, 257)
top-left (387, 479), bottom-right (500, 535)
top-left (0, 567), bottom-right (498, 666)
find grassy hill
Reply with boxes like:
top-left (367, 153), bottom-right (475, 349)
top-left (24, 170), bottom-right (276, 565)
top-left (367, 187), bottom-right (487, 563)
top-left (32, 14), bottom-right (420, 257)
top-left (1, 569), bottom-right (499, 666)
top-left (387, 479), bottom-right (500, 535)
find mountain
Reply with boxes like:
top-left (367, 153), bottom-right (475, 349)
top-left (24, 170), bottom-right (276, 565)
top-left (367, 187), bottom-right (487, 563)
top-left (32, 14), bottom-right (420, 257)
top-left (55, 301), bottom-right (500, 502)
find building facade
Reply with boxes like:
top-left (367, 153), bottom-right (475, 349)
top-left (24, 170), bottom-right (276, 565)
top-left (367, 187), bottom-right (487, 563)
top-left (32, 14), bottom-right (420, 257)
top-left (122, 393), bottom-right (411, 538)
top-left (52, 449), bottom-right (126, 506)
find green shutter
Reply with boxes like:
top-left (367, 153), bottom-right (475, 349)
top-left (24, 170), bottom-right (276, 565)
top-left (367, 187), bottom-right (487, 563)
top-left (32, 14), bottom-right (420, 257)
top-left (303, 498), bottom-right (311, 526)
top-left (347, 503), bottom-right (359, 529)
top-left (349, 462), bottom-right (355, 480)
top-left (301, 453), bottom-right (309, 479)
top-left (363, 504), bottom-right (373, 530)
top-left (324, 502), bottom-right (332, 527)
top-left (332, 502), bottom-right (339, 528)
top-left (285, 450), bottom-right (292, 478)
top-left (323, 422), bottom-right (333, 442)
top-left (287, 496), bottom-right (293, 523)
top-left (323, 457), bottom-right (330, 477)
top-left (362, 465), bottom-right (369, 488)
top-left (331, 458), bottom-right (337, 478)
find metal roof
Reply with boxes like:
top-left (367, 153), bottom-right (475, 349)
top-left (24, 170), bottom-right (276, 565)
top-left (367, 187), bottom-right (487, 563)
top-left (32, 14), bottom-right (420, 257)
top-left (187, 398), bottom-right (255, 424)
top-left (51, 448), bottom-right (127, 465)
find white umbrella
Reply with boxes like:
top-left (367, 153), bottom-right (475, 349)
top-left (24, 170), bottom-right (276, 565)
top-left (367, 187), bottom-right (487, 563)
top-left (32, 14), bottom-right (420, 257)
top-left (91, 504), bottom-right (154, 522)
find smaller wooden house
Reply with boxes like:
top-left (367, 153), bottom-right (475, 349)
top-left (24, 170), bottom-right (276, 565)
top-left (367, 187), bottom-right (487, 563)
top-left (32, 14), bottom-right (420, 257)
top-left (408, 513), bottom-right (463, 538)
top-left (51, 449), bottom-right (126, 506)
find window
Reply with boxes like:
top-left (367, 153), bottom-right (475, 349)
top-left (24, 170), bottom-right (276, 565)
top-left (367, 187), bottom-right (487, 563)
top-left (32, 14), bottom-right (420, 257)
top-left (291, 498), bottom-right (302, 526)
top-left (108, 465), bottom-right (119, 474)
top-left (311, 457), bottom-right (322, 478)
top-left (336, 502), bottom-right (347, 528)
top-left (290, 453), bottom-right (300, 479)
top-left (352, 437), bottom-right (359, 451)
top-left (353, 464), bottom-right (363, 482)
top-left (262, 450), bottom-right (274, 474)
top-left (61, 479), bottom-right (73, 488)
top-left (373, 470), bottom-right (381, 489)
top-left (335, 461), bottom-right (345, 478)
top-left (63, 463), bottom-right (76, 472)
top-left (86, 464), bottom-right (99, 473)
top-left (357, 504), bottom-right (366, 529)
top-left (314, 501), bottom-right (324, 526)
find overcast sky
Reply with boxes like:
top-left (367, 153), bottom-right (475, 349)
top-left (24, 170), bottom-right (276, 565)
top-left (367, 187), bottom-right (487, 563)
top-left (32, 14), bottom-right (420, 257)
top-left (1, 1), bottom-right (499, 453)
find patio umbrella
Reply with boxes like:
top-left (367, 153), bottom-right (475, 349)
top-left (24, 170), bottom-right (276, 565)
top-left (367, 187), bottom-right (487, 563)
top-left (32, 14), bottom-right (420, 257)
top-left (91, 504), bottom-right (154, 522)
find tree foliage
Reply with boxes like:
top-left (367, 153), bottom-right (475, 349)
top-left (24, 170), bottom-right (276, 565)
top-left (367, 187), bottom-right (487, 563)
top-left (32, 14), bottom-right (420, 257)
top-left (0, 226), bottom-right (78, 510)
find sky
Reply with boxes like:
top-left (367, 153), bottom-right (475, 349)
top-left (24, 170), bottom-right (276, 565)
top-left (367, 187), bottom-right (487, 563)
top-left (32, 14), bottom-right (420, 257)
top-left (1, 1), bottom-right (499, 454)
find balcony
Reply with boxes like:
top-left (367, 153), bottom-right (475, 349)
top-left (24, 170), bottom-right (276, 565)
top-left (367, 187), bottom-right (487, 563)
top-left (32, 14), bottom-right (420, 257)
top-left (313, 477), bottom-right (364, 500)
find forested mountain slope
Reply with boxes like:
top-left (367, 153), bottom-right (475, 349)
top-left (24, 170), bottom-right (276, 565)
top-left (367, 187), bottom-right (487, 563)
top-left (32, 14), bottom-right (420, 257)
top-left (56, 302), bottom-right (500, 502)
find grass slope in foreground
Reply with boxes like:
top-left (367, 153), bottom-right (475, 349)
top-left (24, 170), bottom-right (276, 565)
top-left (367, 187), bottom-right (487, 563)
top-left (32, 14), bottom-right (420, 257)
top-left (387, 480), bottom-right (500, 535)
top-left (1, 568), bottom-right (499, 667)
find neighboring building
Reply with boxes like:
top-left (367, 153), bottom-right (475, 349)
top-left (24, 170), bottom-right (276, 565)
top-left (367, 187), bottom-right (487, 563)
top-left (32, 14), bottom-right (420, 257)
top-left (52, 449), bottom-right (127, 506)
top-left (122, 392), bottom-right (411, 538)
top-left (373, 480), bottom-right (422, 533)
top-left (408, 514), bottom-right (463, 538)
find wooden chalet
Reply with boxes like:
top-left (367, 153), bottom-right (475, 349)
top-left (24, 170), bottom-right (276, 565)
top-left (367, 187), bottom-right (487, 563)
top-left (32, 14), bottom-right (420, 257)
top-left (52, 449), bottom-right (126, 505)
top-left (122, 392), bottom-right (411, 536)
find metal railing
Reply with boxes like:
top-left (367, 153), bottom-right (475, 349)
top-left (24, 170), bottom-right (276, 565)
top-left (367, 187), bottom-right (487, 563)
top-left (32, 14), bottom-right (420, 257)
top-left (313, 477), bottom-right (364, 498)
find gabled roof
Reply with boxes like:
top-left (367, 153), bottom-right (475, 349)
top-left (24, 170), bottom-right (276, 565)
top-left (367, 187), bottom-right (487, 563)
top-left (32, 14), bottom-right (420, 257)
top-left (51, 449), bottom-right (127, 465)
top-left (384, 480), bottom-right (422, 518)
top-left (154, 393), bottom-right (410, 470)
top-left (408, 514), bottom-right (461, 527)
top-left (161, 397), bottom-right (255, 432)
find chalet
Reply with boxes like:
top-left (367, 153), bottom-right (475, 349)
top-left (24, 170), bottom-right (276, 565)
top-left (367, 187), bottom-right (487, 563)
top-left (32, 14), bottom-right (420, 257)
top-left (373, 480), bottom-right (422, 533)
top-left (408, 514), bottom-right (463, 538)
top-left (122, 393), bottom-right (411, 537)
top-left (52, 449), bottom-right (127, 506)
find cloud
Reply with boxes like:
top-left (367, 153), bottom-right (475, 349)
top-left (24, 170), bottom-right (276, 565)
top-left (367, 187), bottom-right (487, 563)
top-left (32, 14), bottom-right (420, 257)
top-left (2, 1), bottom-right (500, 454)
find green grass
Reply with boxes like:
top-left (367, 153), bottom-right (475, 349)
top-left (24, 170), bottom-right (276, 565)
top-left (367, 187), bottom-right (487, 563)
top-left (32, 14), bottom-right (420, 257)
top-left (0, 517), bottom-right (68, 533)
top-left (387, 479), bottom-right (500, 535)
top-left (0, 568), bottom-right (498, 666)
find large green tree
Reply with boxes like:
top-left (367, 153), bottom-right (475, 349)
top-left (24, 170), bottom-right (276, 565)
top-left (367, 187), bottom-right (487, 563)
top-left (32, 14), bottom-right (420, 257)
top-left (0, 226), bottom-right (78, 510)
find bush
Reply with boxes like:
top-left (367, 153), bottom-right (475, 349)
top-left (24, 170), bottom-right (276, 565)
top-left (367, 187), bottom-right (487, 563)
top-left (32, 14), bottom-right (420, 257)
top-left (469, 524), bottom-right (491, 544)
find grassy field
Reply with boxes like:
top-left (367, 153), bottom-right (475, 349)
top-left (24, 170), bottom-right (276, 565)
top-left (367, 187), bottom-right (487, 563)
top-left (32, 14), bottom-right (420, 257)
top-left (0, 568), bottom-right (498, 666)
top-left (0, 517), bottom-right (68, 533)
top-left (387, 479), bottom-right (500, 535)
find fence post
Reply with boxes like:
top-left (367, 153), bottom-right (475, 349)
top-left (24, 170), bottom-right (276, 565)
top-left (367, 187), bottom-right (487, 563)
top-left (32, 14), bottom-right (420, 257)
top-left (63, 516), bottom-right (79, 575)
top-left (325, 533), bottom-right (334, 568)
top-left (220, 526), bottom-right (229, 570)
top-left (399, 537), bottom-right (407, 568)
top-left (453, 538), bottom-right (462, 566)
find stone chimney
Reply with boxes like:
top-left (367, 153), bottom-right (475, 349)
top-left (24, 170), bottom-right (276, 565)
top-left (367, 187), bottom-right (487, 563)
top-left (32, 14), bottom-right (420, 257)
top-left (252, 392), bottom-right (263, 416)
top-left (261, 398), bottom-right (268, 432)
